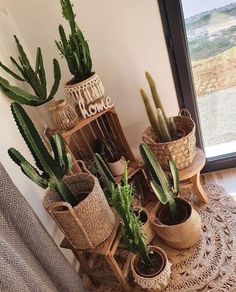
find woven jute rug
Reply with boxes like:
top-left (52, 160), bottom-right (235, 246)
top-left (84, 184), bottom-right (236, 291)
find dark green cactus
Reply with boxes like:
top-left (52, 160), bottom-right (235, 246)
top-left (8, 102), bottom-right (78, 206)
top-left (0, 36), bottom-right (61, 106)
top-left (141, 72), bottom-right (179, 142)
top-left (56, 0), bottom-right (92, 83)
top-left (140, 143), bottom-right (179, 219)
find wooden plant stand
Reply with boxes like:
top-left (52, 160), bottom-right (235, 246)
top-left (179, 148), bottom-right (209, 203)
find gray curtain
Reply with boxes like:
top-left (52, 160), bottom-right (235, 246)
top-left (0, 162), bottom-right (84, 292)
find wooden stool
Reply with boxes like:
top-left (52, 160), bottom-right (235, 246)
top-left (179, 148), bottom-right (208, 204)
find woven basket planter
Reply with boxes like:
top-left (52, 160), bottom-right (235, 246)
top-left (131, 246), bottom-right (171, 291)
top-left (64, 72), bottom-right (105, 117)
top-left (150, 198), bottom-right (202, 249)
top-left (43, 173), bottom-right (115, 250)
top-left (142, 110), bottom-right (196, 170)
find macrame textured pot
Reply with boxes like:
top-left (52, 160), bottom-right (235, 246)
top-left (43, 173), bottom-right (115, 249)
top-left (142, 110), bottom-right (196, 170)
top-left (150, 198), bottom-right (202, 249)
top-left (64, 72), bottom-right (105, 116)
top-left (131, 246), bottom-right (171, 291)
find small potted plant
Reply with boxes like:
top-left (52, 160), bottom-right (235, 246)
top-left (56, 0), bottom-right (108, 117)
top-left (141, 72), bottom-right (196, 169)
top-left (0, 35), bottom-right (61, 107)
top-left (111, 163), bottom-right (171, 290)
top-left (94, 153), bottom-right (154, 243)
top-left (8, 103), bottom-right (115, 249)
top-left (95, 138), bottom-right (126, 177)
top-left (140, 143), bottom-right (202, 249)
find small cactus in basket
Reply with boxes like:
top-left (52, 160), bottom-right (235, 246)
top-left (8, 102), bottom-right (78, 206)
top-left (0, 36), bottom-right (61, 106)
top-left (141, 72), bottom-right (179, 143)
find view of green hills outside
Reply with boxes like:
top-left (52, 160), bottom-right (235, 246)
top-left (184, 2), bottom-right (236, 154)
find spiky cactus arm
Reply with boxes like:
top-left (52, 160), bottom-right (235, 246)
top-left (60, 0), bottom-right (77, 33)
top-left (156, 109), bottom-right (171, 142)
top-left (9, 103), bottom-right (78, 206)
top-left (48, 59), bottom-right (61, 100)
top-left (168, 117), bottom-right (178, 139)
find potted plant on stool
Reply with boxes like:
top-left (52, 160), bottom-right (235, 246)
top-left (111, 163), bottom-right (171, 291)
top-left (8, 103), bottom-right (115, 250)
top-left (140, 143), bottom-right (202, 249)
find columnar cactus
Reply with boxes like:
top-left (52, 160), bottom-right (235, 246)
top-left (8, 102), bottom-right (78, 206)
top-left (56, 0), bottom-right (92, 83)
top-left (0, 36), bottom-right (61, 106)
top-left (141, 72), bottom-right (178, 142)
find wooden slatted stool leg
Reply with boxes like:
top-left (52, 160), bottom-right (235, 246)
top-left (105, 252), bottom-right (131, 291)
top-left (191, 172), bottom-right (209, 204)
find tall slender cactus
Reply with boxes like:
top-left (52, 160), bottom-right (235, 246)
top-left (56, 0), bottom-right (92, 83)
top-left (8, 102), bottom-right (78, 206)
top-left (0, 36), bottom-right (61, 106)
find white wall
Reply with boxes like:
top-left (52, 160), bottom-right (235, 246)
top-left (6, 0), bottom-right (179, 157)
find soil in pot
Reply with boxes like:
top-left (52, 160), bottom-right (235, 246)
top-left (133, 209), bottom-right (148, 225)
top-left (66, 72), bottom-right (95, 86)
top-left (173, 129), bottom-right (185, 141)
top-left (134, 250), bottom-right (165, 278)
top-left (158, 200), bottom-right (191, 226)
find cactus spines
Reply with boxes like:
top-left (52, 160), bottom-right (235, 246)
top-left (56, 0), bottom-right (92, 83)
top-left (8, 102), bottom-right (78, 206)
top-left (0, 36), bottom-right (61, 106)
top-left (156, 108), bottom-right (171, 142)
top-left (141, 72), bottom-right (178, 142)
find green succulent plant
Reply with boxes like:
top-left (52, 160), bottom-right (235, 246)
top-left (56, 0), bottom-right (92, 83)
top-left (0, 35), bottom-right (61, 106)
top-left (140, 143), bottom-right (179, 219)
top-left (141, 72), bottom-right (178, 142)
top-left (8, 102), bottom-right (78, 206)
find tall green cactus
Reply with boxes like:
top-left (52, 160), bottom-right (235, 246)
top-left (8, 103), bottom-right (78, 206)
top-left (140, 143), bottom-right (179, 219)
top-left (0, 36), bottom-right (61, 106)
top-left (141, 72), bottom-right (178, 142)
top-left (56, 0), bottom-right (92, 83)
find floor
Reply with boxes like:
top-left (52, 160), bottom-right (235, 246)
top-left (201, 167), bottom-right (236, 197)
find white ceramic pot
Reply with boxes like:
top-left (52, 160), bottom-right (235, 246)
top-left (107, 155), bottom-right (126, 177)
top-left (131, 246), bottom-right (171, 291)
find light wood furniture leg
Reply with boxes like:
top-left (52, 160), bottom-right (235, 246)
top-left (191, 172), bottom-right (209, 203)
top-left (105, 252), bottom-right (131, 291)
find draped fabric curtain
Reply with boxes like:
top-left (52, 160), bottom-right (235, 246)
top-left (0, 162), bottom-right (84, 292)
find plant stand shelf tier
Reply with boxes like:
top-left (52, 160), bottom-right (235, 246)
top-left (178, 148), bottom-right (209, 204)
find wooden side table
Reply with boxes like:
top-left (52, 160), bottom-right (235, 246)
top-left (179, 148), bottom-right (209, 204)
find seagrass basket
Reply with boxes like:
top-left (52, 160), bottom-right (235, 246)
top-left (142, 110), bottom-right (196, 170)
top-left (43, 171), bottom-right (115, 250)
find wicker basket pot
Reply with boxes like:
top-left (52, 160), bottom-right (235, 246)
top-left (64, 72), bottom-right (105, 116)
top-left (43, 173), bottom-right (115, 249)
top-left (150, 198), bottom-right (202, 249)
top-left (142, 110), bottom-right (196, 170)
top-left (48, 99), bottom-right (78, 131)
top-left (131, 246), bottom-right (171, 291)
top-left (107, 155), bottom-right (126, 177)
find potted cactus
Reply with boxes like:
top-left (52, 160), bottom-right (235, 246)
top-left (8, 103), bottom-right (115, 249)
top-left (0, 35), bottom-right (61, 106)
top-left (141, 72), bottom-right (196, 170)
top-left (111, 163), bottom-right (171, 291)
top-left (95, 138), bottom-right (125, 177)
top-left (56, 0), bottom-right (106, 117)
top-left (140, 143), bottom-right (202, 249)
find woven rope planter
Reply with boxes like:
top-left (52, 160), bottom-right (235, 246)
top-left (43, 173), bottom-right (115, 250)
top-left (142, 111), bottom-right (196, 170)
top-left (131, 246), bottom-right (171, 291)
top-left (64, 73), bottom-right (105, 116)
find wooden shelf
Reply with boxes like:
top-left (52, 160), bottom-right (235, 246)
top-left (61, 107), bottom-right (115, 138)
top-left (115, 161), bottom-right (144, 183)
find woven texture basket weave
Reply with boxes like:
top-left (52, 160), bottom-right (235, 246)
top-left (142, 110), bottom-right (196, 170)
top-left (43, 173), bottom-right (115, 250)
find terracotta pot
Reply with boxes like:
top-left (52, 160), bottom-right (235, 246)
top-left (133, 208), bottom-right (155, 243)
top-left (64, 72), bottom-right (105, 116)
top-left (150, 198), bottom-right (202, 249)
top-left (106, 155), bottom-right (126, 177)
top-left (131, 246), bottom-right (171, 291)
top-left (48, 99), bottom-right (78, 131)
